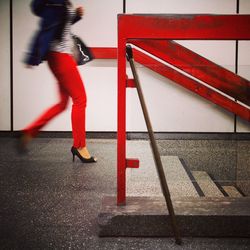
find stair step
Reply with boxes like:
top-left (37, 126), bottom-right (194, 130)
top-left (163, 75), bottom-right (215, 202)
top-left (126, 155), bottom-right (199, 197)
top-left (222, 186), bottom-right (243, 197)
top-left (191, 171), bottom-right (224, 197)
top-left (161, 156), bottom-right (199, 197)
top-left (99, 196), bottom-right (250, 237)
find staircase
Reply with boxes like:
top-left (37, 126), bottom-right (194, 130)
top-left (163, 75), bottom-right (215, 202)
top-left (125, 141), bottom-right (244, 199)
top-left (98, 141), bottom-right (250, 237)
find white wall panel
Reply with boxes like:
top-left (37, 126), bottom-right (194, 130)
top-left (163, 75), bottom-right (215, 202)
top-left (126, 0), bottom-right (236, 14)
top-left (0, 0), bottom-right (11, 130)
top-left (13, 0), bottom-right (122, 131)
top-left (240, 0), bottom-right (250, 13)
top-left (72, 0), bottom-right (122, 47)
top-left (236, 0), bottom-right (250, 132)
top-left (81, 64), bottom-right (117, 131)
top-left (126, 0), bottom-right (236, 132)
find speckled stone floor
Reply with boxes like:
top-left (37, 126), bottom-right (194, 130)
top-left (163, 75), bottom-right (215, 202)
top-left (0, 137), bottom-right (250, 249)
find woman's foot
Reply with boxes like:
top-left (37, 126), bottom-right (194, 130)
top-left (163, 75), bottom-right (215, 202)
top-left (17, 132), bottom-right (33, 153)
top-left (71, 146), bottom-right (97, 163)
top-left (78, 147), bottom-right (92, 159)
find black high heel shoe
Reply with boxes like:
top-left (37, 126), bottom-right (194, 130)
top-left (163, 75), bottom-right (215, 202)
top-left (71, 146), bottom-right (97, 163)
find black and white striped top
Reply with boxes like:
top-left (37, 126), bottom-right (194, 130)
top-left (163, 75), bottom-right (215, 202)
top-left (50, 5), bottom-right (75, 54)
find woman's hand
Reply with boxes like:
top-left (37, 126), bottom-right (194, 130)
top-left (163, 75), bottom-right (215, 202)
top-left (76, 6), bottom-right (84, 17)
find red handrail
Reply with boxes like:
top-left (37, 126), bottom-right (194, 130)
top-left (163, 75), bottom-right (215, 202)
top-left (117, 14), bottom-right (250, 205)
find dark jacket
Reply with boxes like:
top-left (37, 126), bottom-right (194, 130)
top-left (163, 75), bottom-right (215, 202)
top-left (25, 0), bottom-right (81, 66)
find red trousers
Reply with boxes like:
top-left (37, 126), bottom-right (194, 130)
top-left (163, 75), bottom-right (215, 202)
top-left (23, 52), bottom-right (87, 148)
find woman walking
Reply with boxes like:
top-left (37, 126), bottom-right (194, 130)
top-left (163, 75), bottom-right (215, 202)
top-left (21, 0), bottom-right (96, 163)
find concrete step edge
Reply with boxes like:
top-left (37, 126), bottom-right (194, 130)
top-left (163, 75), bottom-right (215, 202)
top-left (98, 196), bottom-right (250, 237)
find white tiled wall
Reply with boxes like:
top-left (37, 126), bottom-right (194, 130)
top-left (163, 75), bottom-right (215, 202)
top-left (0, 0), bottom-right (249, 132)
top-left (126, 0), bottom-right (236, 14)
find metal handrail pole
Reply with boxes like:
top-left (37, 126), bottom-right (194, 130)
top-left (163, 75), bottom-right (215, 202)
top-left (126, 45), bottom-right (182, 245)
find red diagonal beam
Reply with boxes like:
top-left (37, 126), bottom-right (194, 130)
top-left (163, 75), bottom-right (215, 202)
top-left (133, 48), bottom-right (250, 122)
top-left (119, 14), bottom-right (250, 40)
top-left (130, 39), bottom-right (250, 106)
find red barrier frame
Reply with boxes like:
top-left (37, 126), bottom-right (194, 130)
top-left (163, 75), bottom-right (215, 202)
top-left (117, 14), bottom-right (250, 205)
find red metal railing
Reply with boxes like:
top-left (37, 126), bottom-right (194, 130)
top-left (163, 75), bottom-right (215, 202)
top-left (117, 14), bottom-right (250, 205)
top-left (92, 14), bottom-right (250, 205)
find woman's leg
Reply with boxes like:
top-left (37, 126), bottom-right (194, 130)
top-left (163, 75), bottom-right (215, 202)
top-left (47, 52), bottom-right (87, 149)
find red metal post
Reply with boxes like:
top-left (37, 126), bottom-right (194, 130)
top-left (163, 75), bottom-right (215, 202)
top-left (117, 16), bottom-right (127, 205)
